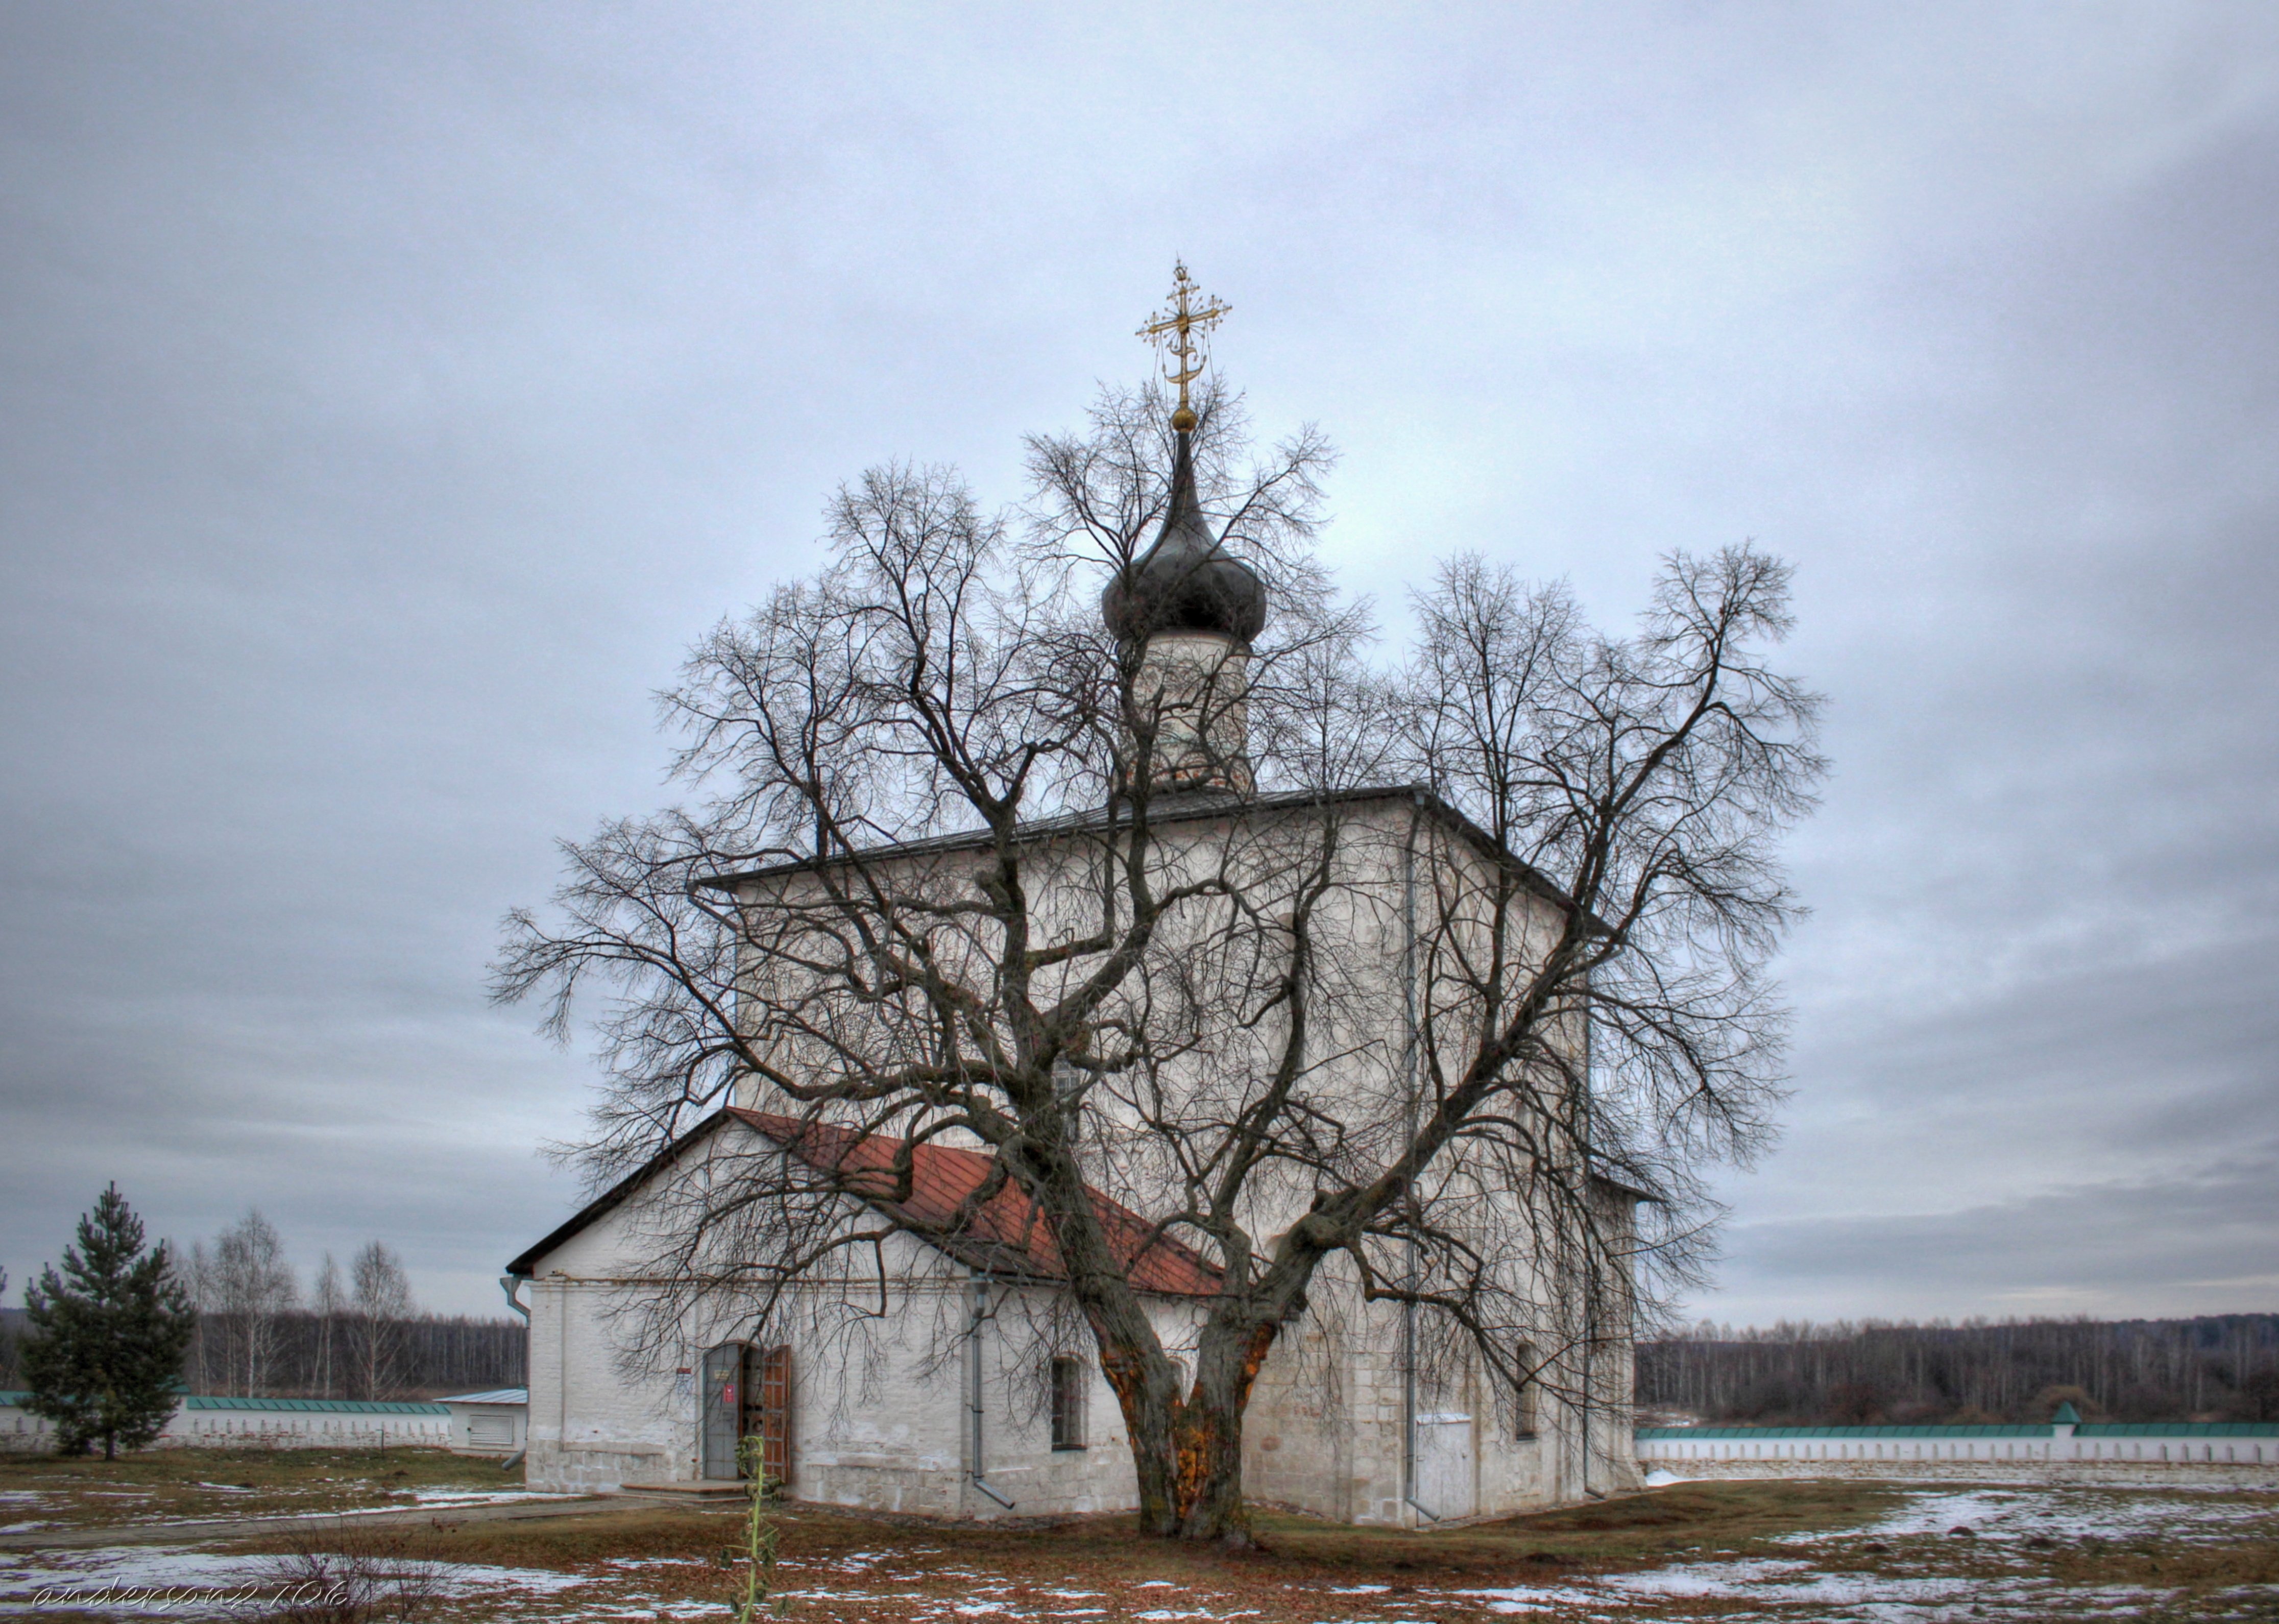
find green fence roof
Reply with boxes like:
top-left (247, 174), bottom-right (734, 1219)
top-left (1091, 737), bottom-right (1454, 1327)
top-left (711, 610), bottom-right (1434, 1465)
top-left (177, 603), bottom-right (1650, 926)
top-left (183, 1396), bottom-right (448, 1415)
top-left (1637, 1424), bottom-right (2050, 1440)
top-left (2, 1391), bottom-right (446, 1416)
top-left (1637, 1421), bottom-right (2279, 1440)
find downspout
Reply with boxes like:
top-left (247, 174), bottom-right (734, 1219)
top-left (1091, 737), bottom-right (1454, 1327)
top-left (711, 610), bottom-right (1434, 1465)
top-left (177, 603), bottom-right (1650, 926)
top-left (967, 1272), bottom-right (1016, 1510)
top-left (1577, 985), bottom-right (1603, 1500)
top-left (1580, 1321), bottom-right (1599, 1500)
top-left (1398, 793), bottom-right (1437, 1525)
top-left (498, 1275), bottom-right (531, 1473)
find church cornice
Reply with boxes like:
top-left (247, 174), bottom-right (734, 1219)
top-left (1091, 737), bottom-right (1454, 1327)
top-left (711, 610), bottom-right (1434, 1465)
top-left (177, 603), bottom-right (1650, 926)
top-left (693, 781), bottom-right (1599, 932)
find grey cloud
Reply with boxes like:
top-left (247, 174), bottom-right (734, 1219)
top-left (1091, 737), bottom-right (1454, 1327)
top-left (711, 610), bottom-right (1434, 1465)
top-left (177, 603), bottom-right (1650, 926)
top-left (3, 3), bottom-right (2275, 1318)
top-left (1719, 1158), bottom-right (2279, 1322)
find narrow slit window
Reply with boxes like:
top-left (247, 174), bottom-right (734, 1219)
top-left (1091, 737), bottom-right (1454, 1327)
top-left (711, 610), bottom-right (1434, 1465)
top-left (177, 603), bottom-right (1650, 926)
top-left (1515, 1342), bottom-right (1539, 1440)
top-left (1050, 1356), bottom-right (1086, 1451)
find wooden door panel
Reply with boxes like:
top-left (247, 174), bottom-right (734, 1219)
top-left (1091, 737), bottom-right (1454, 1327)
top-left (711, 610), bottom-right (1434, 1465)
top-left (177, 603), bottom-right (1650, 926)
top-left (739, 1344), bottom-right (791, 1490)
top-left (760, 1344), bottom-right (791, 1489)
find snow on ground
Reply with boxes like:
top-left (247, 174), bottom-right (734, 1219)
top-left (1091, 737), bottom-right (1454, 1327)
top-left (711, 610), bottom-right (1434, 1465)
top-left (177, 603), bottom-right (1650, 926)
top-left (399, 1488), bottom-right (583, 1507)
top-left (0, 1541), bottom-right (594, 1618)
top-left (605, 1553), bottom-right (712, 1569)
top-left (1441, 1482), bottom-right (2275, 1620)
top-left (0, 1493), bottom-right (57, 1537)
top-left (1841, 1483), bottom-right (2272, 1544)
top-left (0, 1482), bottom-right (2268, 1621)
top-left (1455, 1559), bottom-right (2155, 1620)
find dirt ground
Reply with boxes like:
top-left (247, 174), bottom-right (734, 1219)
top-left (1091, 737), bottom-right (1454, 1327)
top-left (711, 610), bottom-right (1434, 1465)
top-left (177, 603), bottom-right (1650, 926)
top-left (4, 1451), bottom-right (2277, 1621)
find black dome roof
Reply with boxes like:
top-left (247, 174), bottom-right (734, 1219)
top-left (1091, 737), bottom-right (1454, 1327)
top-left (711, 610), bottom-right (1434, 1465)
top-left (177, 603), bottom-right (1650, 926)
top-left (1100, 429), bottom-right (1268, 647)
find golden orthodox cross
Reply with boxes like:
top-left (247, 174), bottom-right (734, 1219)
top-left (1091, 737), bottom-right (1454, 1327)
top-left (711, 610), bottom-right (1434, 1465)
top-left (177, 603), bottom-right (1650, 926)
top-left (1137, 261), bottom-right (1230, 429)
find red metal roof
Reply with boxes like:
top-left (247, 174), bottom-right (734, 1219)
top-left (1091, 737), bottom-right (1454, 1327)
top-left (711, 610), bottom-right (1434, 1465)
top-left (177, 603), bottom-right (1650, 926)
top-left (729, 1108), bottom-right (1221, 1297)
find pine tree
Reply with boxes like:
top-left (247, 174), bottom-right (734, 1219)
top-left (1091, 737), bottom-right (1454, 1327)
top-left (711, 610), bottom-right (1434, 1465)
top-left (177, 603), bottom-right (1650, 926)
top-left (21, 1185), bottom-right (198, 1459)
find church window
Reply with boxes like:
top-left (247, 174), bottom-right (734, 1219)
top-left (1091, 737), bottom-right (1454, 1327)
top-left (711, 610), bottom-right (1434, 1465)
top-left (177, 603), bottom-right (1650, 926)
top-left (1050, 1356), bottom-right (1087, 1450)
top-left (1514, 1342), bottom-right (1540, 1440)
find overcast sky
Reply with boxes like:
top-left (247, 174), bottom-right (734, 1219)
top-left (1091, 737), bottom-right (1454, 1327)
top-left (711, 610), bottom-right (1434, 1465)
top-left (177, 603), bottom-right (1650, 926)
top-left (3, 3), bottom-right (2275, 1326)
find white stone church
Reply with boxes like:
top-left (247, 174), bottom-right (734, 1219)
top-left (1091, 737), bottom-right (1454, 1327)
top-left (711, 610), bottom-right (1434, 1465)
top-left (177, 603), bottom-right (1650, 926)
top-left (509, 377), bottom-right (1643, 1526)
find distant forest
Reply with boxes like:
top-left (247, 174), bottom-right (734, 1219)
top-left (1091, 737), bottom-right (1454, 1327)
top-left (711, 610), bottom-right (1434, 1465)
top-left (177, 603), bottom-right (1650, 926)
top-left (181, 1308), bottom-right (527, 1400)
top-left (0, 1306), bottom-right (524, 1401)
top-left (13, 1302), bottom-right (2278, 1421)
top-left (1637, 1314), bottom-right (2279, 1425)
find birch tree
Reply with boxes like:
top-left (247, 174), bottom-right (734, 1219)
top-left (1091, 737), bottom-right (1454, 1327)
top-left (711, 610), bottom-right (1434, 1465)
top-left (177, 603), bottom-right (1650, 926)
top-left (209, 1210), bottom-right (297, 1398)
top-left (348, 1241), bottom-right (415, 1400)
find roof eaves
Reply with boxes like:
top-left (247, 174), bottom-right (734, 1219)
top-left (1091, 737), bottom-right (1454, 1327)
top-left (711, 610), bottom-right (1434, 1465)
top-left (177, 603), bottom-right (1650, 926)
top-left (1589, 1170), bottom-right (1663, 1205)
top-left (505, 1109), bottom-right (737, 1278)
top-left (692, 783), bottom-right (1596, 928)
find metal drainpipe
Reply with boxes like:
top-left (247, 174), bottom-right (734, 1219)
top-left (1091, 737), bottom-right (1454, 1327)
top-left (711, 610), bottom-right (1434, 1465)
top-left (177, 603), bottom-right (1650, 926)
top-left (1577, 987), bottom-right (1602, 1501)
top-left (1579, 1327), bottom-right (1598, 1500)
top-left (498, 1276), bottom-right (531, 1472)
top-left (555, 1273), bottom-right (569, 1471)
top-left (1398, 795), bottom-right (1436, 1525)
top-left (967, 1272), bottom-right (1016, 1510)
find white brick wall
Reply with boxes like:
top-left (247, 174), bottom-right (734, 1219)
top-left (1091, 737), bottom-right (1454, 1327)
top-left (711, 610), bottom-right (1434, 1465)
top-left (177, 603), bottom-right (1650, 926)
top-left (521, 1176), bottom-right (1641, 1523)
top-left (0, 1397), bottom-right (453, 1453)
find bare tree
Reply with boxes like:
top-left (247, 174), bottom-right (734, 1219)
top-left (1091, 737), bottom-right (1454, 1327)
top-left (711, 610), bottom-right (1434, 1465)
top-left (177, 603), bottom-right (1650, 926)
top-left (495, 382), bottom-right (1819, 1542)
top-left (310, 1252), bottom-right (345, 1400)
top-left (184, 1241), bottom-right (213, 1392)
top-left (347, 1242), bottom-right (414, 1400)
top-left (206, 1210), bottom-right (298, 1398)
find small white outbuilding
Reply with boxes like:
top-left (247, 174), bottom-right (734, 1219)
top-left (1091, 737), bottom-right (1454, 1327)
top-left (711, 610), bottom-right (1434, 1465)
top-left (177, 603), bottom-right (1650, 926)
top-left (438, 1388), bottom-right (529, 1457)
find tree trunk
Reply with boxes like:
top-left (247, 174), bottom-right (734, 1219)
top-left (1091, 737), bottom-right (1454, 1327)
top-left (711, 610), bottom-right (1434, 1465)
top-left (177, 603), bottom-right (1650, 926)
top-left (1103, 1320), bottom-right (1278, 1545)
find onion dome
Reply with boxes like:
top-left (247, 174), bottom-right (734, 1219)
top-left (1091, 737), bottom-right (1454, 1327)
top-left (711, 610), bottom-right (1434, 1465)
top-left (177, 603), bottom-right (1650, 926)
top-left (1100, 429), bottom-right (1268, 647)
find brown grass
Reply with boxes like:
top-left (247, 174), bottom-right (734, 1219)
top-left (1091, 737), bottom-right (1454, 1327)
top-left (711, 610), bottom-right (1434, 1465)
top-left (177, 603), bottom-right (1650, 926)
top-left (214, 1480), bottom-right (1906, 1621)
top-left (193, 1480), bottom-right (2279, 1622)
top-left (0, 1445), bottom-right (515, 1530)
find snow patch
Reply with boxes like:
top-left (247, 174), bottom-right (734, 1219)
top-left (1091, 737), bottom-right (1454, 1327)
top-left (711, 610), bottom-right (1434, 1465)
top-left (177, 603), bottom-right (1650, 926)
top-left (0, 1540), bottom-right (600, 1618)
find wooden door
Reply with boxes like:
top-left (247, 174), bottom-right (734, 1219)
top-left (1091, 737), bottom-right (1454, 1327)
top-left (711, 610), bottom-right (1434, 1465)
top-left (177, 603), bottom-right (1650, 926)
top-left (740, 1344), bottom-right (792, 1490)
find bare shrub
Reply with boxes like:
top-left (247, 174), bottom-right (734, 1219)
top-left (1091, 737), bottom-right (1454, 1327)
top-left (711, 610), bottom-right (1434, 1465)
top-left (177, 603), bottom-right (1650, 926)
top-left (236, 1525), bottom-right (447, 1624)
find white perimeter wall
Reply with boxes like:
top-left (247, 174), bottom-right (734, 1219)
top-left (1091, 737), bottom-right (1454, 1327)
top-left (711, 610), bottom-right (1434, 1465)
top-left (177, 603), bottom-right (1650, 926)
top-left (1639, 1429), bottom-right (2279, 1467)
top-left (0, 1399), bottom-right (452, 1453)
